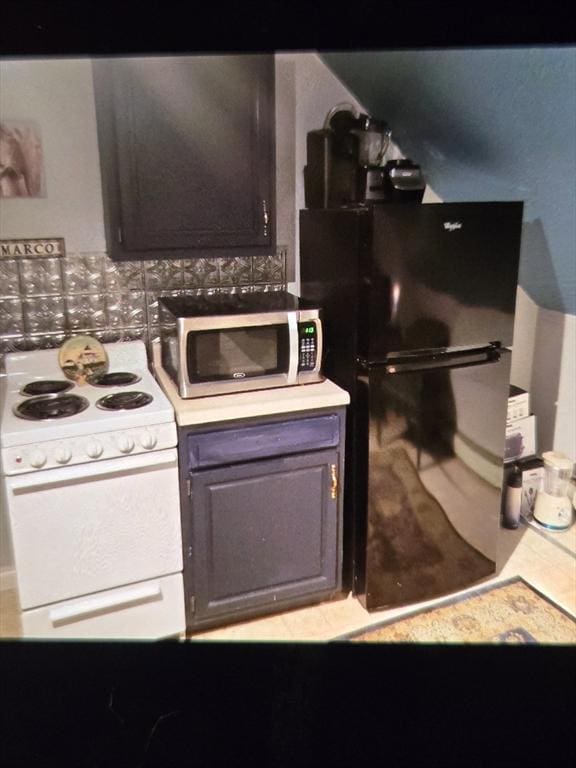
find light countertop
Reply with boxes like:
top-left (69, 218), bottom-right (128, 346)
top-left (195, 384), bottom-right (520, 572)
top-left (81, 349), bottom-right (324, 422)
top-left (151, 343), bottom-right (349, 427)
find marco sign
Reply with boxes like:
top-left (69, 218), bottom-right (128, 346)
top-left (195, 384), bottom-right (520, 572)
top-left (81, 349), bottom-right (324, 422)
top-left (0, 237), bottom-right (66, 259)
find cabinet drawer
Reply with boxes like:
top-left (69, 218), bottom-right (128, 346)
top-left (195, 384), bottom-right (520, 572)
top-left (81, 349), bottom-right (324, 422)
top-left (186, 414), bottom-right (341, 469)
top-left (21, 573), bottom-right (185, 640)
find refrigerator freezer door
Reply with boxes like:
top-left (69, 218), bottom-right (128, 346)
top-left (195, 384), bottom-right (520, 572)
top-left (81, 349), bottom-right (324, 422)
top-left (363, 202), bottom-right (523, 361)
top-left (354, 350), bottom-right (511, 611)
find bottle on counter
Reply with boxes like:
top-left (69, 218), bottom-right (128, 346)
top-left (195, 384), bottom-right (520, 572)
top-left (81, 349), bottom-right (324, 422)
top-left (503, 470), bottom-right (523, 529)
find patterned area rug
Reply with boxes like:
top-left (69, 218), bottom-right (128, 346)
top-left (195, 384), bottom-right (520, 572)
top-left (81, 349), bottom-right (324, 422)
top-left (337, 577), bottom-right (576, 644)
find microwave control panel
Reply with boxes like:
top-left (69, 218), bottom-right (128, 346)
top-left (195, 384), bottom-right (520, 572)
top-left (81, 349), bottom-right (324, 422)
top-left (298, 321), bottom-right (318, 371)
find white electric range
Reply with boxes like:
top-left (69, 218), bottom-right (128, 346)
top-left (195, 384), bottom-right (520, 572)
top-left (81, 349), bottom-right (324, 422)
top-left (0, 341), bottom-right (185, 639)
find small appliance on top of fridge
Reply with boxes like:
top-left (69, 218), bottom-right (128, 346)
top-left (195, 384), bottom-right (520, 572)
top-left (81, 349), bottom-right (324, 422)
top-left (303, 103), bottom-right (426, 209)
top-left (300, 201), bottom-right (523, 611)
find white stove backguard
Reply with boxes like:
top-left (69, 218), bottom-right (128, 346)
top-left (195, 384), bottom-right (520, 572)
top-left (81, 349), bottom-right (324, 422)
top-left (4, 340), bottom-right (149, 377)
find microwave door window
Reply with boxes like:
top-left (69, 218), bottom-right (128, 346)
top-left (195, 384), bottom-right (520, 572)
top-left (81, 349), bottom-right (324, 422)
top-left (188, 325), bottom-right (289, 381)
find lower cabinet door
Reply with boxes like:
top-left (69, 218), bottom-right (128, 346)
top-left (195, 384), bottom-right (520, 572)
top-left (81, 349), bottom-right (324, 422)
top-left (187, 449), bottom-right (340, 627)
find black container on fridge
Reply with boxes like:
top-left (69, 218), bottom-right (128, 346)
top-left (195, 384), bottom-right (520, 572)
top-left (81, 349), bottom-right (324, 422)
top-left (303, 105), bottom-right (402, 209)
top-left (380, 159), bottom-right (426, 203)
top-left (300, 202), bottom-right (523, 610)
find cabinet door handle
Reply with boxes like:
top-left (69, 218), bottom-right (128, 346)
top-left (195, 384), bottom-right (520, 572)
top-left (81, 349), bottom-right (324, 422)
top-left (261, 198), bottom-right (269, 237)
top-left (330, 464), bottom-right (338, 500)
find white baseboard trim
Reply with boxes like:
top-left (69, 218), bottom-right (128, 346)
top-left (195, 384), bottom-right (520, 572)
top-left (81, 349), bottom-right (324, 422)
top-left (0, 567), bottom-right (17, 593)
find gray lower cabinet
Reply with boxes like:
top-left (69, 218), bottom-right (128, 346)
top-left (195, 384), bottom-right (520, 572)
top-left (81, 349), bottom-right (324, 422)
top-left (178, 409), bottom-right (346, 632)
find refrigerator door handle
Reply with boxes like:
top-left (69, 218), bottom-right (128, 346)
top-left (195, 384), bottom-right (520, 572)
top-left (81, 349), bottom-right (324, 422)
top-left (361, 345), bottom-right (504, 374)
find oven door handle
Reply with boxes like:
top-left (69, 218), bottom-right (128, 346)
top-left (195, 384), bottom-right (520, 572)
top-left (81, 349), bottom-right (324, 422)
top-left (49, 583), bottom-right (162, 626)
top-left (8, 449), bottom-right (178, 493)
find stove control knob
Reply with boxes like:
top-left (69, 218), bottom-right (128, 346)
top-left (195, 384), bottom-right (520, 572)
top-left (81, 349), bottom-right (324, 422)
top-left (117, 435), bottom-right (135, 454)
top-left (85, 440), bottom-right (104, 459)
top-left (55, 447), bottom-right (72, 465)
top-left (29, 450), bottom-right (47, 468)
top-left (140, 431), bottom-right (157, 450)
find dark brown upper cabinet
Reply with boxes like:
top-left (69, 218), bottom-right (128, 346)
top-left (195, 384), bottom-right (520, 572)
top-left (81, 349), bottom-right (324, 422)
top-left (92, 54), bottom-right (276, 261)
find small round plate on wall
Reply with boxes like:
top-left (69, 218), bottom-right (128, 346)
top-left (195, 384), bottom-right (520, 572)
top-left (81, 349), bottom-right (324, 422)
top-left (58, 335), bottom-right (109, 386)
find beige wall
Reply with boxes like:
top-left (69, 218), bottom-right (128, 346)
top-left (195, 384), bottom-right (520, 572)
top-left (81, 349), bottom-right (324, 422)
top-left (1, 58), bottom-right (105, 576)
top-left (275, 52), bottom-right (367, 290)
top-left (275, 51), bottom-right (438, 291)
top-left (1, 53), bottom-right (361, 288)
top-left (511, 287), bottom-right (576, 458)
top-left (0, 58), bottom-right (106, 251)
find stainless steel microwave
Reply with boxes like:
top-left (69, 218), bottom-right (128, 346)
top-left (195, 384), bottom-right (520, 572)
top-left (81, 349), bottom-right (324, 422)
top-left (158, 291), bottom-right (323, 398)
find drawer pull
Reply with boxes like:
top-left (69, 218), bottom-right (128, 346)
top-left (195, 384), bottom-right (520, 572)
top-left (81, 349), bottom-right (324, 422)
top-left (330, 464), bottom-right (338, 500)
top-left (49, 584), bottom-right (162, 626)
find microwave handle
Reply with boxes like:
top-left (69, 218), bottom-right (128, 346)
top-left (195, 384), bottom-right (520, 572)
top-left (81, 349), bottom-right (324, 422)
top-left (287, 312), bottom-right (299, 385)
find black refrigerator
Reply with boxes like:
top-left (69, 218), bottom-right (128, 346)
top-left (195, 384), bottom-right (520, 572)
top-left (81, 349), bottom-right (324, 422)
top-left (300, 202), bottom-right (523, 611)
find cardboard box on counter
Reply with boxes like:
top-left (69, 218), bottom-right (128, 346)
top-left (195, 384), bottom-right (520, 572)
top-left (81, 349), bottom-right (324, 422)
top-left (505, 414), bottom-right (536, 463)
top-left (516, 456), bottom-right (545, 521)
top-left (508, 385), bottom-right (530, 423)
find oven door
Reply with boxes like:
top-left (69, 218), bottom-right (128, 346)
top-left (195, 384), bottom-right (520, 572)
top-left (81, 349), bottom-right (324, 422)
top-left (181, 312), bottom-right (298, 397)
top-left (5, 449), bottom-right (182, 610)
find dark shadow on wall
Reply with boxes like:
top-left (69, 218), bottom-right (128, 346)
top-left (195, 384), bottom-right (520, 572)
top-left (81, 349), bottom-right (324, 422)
top-left (520, 219), bottom-right (566, 452)
top-left (530, 308), bottom-right (565, 453)
top-left (520, 218), bottom-right (568, 315)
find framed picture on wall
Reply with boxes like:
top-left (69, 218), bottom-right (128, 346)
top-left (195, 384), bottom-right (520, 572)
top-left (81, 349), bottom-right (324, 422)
top-left (0, 120), bottom-right (46, 198)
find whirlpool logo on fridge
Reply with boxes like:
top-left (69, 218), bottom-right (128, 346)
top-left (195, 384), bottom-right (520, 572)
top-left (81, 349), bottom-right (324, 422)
top-left (443, 221), bottom-right (463, 231)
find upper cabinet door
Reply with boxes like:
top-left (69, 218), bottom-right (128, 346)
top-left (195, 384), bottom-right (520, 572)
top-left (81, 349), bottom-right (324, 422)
top-left (93, 55), bottom-right (276, 260)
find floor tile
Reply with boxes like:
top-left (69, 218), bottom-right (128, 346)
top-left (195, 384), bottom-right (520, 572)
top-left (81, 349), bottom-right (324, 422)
top-left (189, 624), bottom-right (249, 642)
top-left (280, 603), bottom-right (334, 640)
top-left (318, 594), bottom-right (372, 633)
top-left (553, 587), bottom-right (576, 617)
top-left (497, 558), bottom-right (526, 579)
top-left (523, 528), bottom-right (576, 560)
top-left (190, 612), bottom-right (291, 642)
top-left (509, 547), bottom-right (561, 576)
top-left (523, 565), bottom-right (576, 607)
top-left (524, 520), bottom-right (576, 555)
top-left (0, 589), bottom-right (21, 638)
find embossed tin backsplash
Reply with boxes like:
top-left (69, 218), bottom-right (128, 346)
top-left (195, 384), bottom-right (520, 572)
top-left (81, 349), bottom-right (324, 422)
top-left (0, 249), bottom-right (286, 368)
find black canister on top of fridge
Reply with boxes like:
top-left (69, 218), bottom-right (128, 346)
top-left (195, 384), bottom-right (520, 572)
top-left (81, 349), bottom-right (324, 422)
top-left (380, 159), bottom-right (426, 203)
top-left (304, 106), bottom-right (404, 209)
top-left (304, 128), bottom-right (365, 210)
